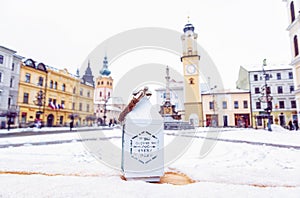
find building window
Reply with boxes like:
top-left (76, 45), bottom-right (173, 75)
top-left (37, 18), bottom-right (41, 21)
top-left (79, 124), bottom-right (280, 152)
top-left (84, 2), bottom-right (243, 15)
top-left (279, 101), bottom-right (285, 109)
top-left (54, 82), bottom-right (57, 89)
top-left (38, 76), bottom-right (43, 86)
top-left (10, 78), bottom-right (13, 88)
top-left (59, 116), bottom-right (63, 125)
top-left (289, 72), bottom-right (293, 79)
top-left (108, 92), bottom-right (111, 97)
top-left (209, 101), bottom-right (214, 110)
top-left (276, 73), bottom-right (281, 80)
top-left (243, 100), bottom-right (248, 109)
top-left (100, 91), bottom-right (102, 97)
top-left (290, 85), bottom-right (295, 93)
top-left (253, 74), bottom-right (258, 81)
top-left (291, 100), bottom-right (297, 108)
top-left (80, 88), bottom-right (83, 96)
top-left (8, 97), bottom-right (12, 108)
top-left (266, 86), bottom-right (271, 94)
top-left (11, 63), bottom-right (15, 71)
top-left (189, 78), bottom-right (194, 84)
top-left (0, 55), bottom-right (3, 64)
top-left (87, 91), bottom-right (90, 97)
top-left (62, 84), bottom-right (66, 91)
top-left (23, 93), bottom-right (29, 104)
top-left (101, 81), bottom-right (104, 85)
top-left (277, 86), bottom-right (283, 94)
top-left (73, 87), bottom-right (76, 94)
top-left (254, 87), bottom-right (260, 94)
top-left (72, 102), bottom-right (75, 110)
top-left (0, 72), bottom-right (2, 82)
top-left (222, 101), bottom-right (227, 109)
top-left (291, 1), bottom-right (296, 23)
top-left (256, 102), bottom-right (261, 109)
top-left (294, 35), bottom-right (299, 57)
top-left (86, 104), bottom-right (90, 112)
top-left (49, 80), bottom-right (53, 88)
top-left (79, 103), bottom-right (82, 111)
top-left (265, 74), bottom-right (270, 81)
top-left (234, 101), bottom-right (239, 109)
top-left (61, 100), bottom-right (65, 109)
top-left (25, 73), bottom-right (31, 83)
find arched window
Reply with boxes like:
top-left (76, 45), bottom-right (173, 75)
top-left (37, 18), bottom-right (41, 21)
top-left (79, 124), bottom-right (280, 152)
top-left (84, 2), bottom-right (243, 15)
top-left (189, 78), bottom-right (194, 84)
top-left (291, 1), bottom-right (296, 23)
top-left (54, 82), bottom-right (57, 89)
top-left (294, 35), bottom-right (299, 57)
top-left (101, 81), bottom-right (104, 85)
top-left (62, 84), bottom-right (66, 91)
top-left (49, 80), bottom-right (53, 88)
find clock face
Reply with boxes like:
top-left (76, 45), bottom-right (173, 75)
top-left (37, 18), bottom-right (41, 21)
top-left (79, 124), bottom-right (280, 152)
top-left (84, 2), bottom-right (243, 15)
top-left (186, 64), bottom-right (196, 75)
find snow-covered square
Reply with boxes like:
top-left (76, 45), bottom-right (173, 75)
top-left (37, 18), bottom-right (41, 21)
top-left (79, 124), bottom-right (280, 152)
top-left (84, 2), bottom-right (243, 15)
top-left (0, 125), bottom-right (300, 197)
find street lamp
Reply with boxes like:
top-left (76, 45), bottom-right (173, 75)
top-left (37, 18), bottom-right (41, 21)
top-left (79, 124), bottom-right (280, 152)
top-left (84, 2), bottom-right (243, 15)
top-left (260, 59), bottom-right (273, 131)
top-left (103, 97), bottom-right (110, 126)
top-left (208, 77), bottom-right (217, 127)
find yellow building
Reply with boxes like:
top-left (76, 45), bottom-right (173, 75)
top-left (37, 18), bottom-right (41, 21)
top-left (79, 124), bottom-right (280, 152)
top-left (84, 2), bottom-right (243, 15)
top-left (18, 58), bottom-right (94, 127)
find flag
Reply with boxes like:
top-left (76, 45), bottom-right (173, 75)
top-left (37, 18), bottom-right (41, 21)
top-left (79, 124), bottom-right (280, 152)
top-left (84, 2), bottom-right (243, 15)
top-left (49, 102), bottom-right (55, 109)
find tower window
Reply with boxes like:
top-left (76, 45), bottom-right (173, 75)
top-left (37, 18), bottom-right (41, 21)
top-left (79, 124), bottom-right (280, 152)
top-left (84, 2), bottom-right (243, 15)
top-left (290, 1), bottom-right (295, 23)
top-left (189, 78), bottom-right (194, 84)
top-left (294, 35), bottom-right (299, 57)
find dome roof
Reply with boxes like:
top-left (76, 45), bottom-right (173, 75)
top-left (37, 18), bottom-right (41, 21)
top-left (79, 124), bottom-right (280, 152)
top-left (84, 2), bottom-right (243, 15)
top-left (100, 56), bottom-right (111, 76)
top-left (183, 23), bottom-right (195, 33)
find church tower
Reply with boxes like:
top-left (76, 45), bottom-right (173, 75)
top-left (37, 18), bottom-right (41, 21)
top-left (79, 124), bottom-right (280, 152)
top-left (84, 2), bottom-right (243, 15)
top-left (94, 56), bottom-right (113, 125)
top-left (181, 22), bottom-right (203, 126)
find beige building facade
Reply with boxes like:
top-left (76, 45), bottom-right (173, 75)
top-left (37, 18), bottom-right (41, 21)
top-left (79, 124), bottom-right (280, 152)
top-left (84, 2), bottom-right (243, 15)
top-left (202, 90), bottom-right (251, 127)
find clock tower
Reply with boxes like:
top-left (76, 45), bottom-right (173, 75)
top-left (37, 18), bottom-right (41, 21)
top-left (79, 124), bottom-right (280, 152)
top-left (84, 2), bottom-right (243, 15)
top-left (181, 22), bottom-right (203, 126)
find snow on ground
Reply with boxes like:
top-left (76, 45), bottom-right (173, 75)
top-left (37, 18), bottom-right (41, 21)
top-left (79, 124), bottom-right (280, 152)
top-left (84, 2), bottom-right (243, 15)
top-left (0, 126), bottom-right (300, 197)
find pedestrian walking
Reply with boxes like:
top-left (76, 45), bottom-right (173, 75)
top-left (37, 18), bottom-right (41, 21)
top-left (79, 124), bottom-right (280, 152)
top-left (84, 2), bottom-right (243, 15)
top-left (288, 120), bottom-right (294, 130)
top-left (70, 120), bottom-right (74, 131)
top-left (293, 120), bottom-right (299, 131)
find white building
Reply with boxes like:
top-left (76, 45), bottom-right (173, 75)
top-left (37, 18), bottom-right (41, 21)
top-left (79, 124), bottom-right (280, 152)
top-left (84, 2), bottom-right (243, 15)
top-left (0, 46), bottom-right (23, 128)
top-left (237, 64), bottom-right (297, 128)
top-left (283, 0), bottom-right (300, 121)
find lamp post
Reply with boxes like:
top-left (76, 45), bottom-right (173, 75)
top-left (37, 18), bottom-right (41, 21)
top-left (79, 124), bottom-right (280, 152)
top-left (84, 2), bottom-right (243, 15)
top-left (261, 59), bottom-right (272, 131)
top-left (103, 97), bottom-right (110, 126)
top-left (208, 77), bottom-right (217, 127)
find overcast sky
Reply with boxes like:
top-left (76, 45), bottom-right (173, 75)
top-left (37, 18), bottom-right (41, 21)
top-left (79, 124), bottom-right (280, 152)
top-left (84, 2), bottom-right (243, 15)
top-left (1, 0), bottom-right (291, 89)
